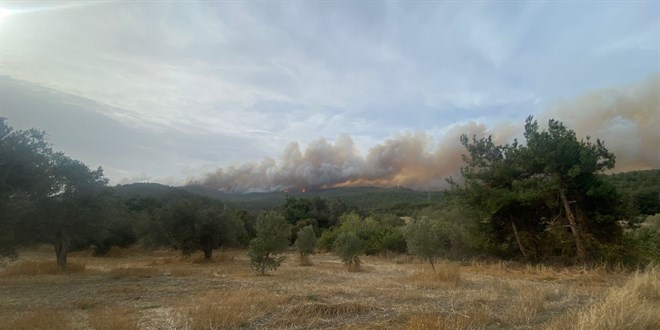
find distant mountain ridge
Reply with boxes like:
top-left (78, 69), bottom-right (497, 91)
top-left (112, 169), bottom-right (659, 212)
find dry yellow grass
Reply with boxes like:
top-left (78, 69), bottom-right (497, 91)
top-left (0, 310), bottom-right (72, 330)
top-left (407, 262), bottom-right (462, 288)
top-left (298, 254), bottom-right (313, 266)
top-left (87, 305), bottom-right (140, 330)
top-left (506, 284), bottom-right (550, 325)
top-left (574, 266), bottom-right (660, 330)
top-left (183, 288), bottom-right (286, 329)
top-left (103, 246), bottom-right (144, 258)
top-left (286, 301), bottom-right (375, 318)
top-left (0, 248), bottom-right (651, 329)
top-left (108, 266), bottom-right (161, 279)
top-left (0, 260), bottom-right (86, 276)
top-left (406, 307), bottom-right (492, 330)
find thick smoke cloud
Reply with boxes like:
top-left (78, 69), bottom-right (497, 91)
top-left (197, 121), bottom-right (503, 192)
top-left (542, 75), bottom-right (659, 173)
top-left (196, 75), bottom-right (659, 192)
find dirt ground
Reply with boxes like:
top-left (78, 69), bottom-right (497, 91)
top-left (0, 247), bottom-right (643, 329)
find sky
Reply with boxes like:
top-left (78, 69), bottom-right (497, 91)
top-left (0, 1), bottom-right (658, 191)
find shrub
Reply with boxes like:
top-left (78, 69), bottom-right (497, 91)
top-left (317, 228), bottom-right (339, 252)
top-left (248, 211), bottom-right (291, 275)
top-left (334, 232), bottom-right (363, 271)
top-left (296, 225), bottom-right (317, 266)
top-left (405, 216), bottom-right (449, 271)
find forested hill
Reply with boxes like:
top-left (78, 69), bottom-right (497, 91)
top-left (113, 183), bottom-right (443, 211)
top-left (113, 182), bottom-right (196, 204)
top-left (113, 169), bottom-right (659, 213)
top-left (184, 184), bottom-right (443, 211)
top-left (604, 169), bottom-right (660, 215)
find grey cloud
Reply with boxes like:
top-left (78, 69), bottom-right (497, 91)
top-left (0, 76), bottom-right (267, 184)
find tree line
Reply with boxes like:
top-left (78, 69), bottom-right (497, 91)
top-left (1, 116), bottom-right (658, 272)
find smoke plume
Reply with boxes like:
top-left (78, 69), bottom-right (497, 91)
top-left (542, 75), bottom-right (659, 173)
top-left (195, 75), bottom-right (659, 192)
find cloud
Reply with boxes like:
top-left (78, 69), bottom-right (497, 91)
top-left (1, 3), bottom-right (657, 189)
top-left (0, 76), bottom-right (268, 185)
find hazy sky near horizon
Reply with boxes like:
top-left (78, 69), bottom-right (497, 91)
top-left (1, 1), bottom-right (658, 187)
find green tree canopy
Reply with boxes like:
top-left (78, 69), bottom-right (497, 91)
top-left (405, 216), bottom-right (450, 271)
top-left (459, 116), bottom-right (623, 264)
top-left (248, 211), bottom-right (291, 274)
top-left (163, 198), bottom-right (245, 260)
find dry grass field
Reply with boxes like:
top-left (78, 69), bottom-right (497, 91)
top-left (0, 247), bottom-right (658, 330)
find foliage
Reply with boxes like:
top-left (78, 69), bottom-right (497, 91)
top-left (410, 198), bottom-right (484, 260)
top-left (163, 198), bottom-right (245, 259)
top-left (333, 232), bottom-right (363, 268)
top-left (458, 116), bottom-right (626, 265)
top-left (326, 212), bottom-right (407, 255)
top-left (91, 196), bottom-right (137, 256)
top-left (248, 211), bottom-right (291, 274)
top-left (0, 118), bottom-right (132, 268)
top-left (405, 216), bottom-right (450, 271)
top-left (296, 225), bottom-right (317, 256)
top-left (0, 118), bottom-right (53, 259)
top-left (317, 227), bottom-right (340, 252)
top-left (604, 169), bottom-right (660, 216)
top-left (185, 185), bottom-right (441, 212)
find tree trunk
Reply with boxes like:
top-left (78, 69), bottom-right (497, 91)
top-left (54, 233), bottom-right (70, 270)
top-left (559, 189), bottom-right (588, 265)
top-left (429, 257), bottom-right (435, 272)
top-left (203, 248), bottom-right (212, 261)
top-left (511, 221), bottom-right (529, 259)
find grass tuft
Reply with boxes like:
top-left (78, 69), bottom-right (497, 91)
top-left (286, 302), bottom-right (374, 318)
top-left (406, 306), bottom-right (492, 330)
top-left (87, 306), bottom-right (140, 330)
top-left (0, 310), bottom-right (72, 330)
top-left (109, 267), bottom-right (161, 279)
top-left (574, 266), bottom-right (660, 330)
top-left (408, 262), bottom-right (462, 288)
top-left (506, 285), bottom-right (549, 325)
top-left (184, 289), bottom-right (286, 329)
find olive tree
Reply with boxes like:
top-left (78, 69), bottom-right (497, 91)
top-left (333, 232), bottom-right (363, 271)
top-left (295, 225), bottom-right (317, 266)
top-left (405, 216), bottom-right (449, 272)
top-left (248, 211), bottom-right (291, 274)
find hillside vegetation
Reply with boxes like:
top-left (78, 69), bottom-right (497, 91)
top-left (3, 116), bottom-right (659, 269)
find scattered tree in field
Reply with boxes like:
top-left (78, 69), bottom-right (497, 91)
top-left (0, 118), bottom-right (53, 260)
top-left (405, 217), bottom-right (449, 271)
top-left (248, 211), bottom-right (291, 274)
top-left (33, 154), bottom-right (110, 269)
top-left (164, 198), bottom-right (244, 260)
top-left (295, 225), bottom-right (317, 266)
top-left (333, 232), bottom-right (363, 271)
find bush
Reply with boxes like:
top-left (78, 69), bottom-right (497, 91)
top-left (248, 212), bottom-right (291, 274)
top-left (405, 217), bottom-right (449, 271)
top-left (591, 228), bottom-right (660, 267)
top-left (296, 225), bottom-right (317, 266)
top-left (318, 228), bottom-right (339, 252)
top-left (334, 232), bottom-right (363, 271)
